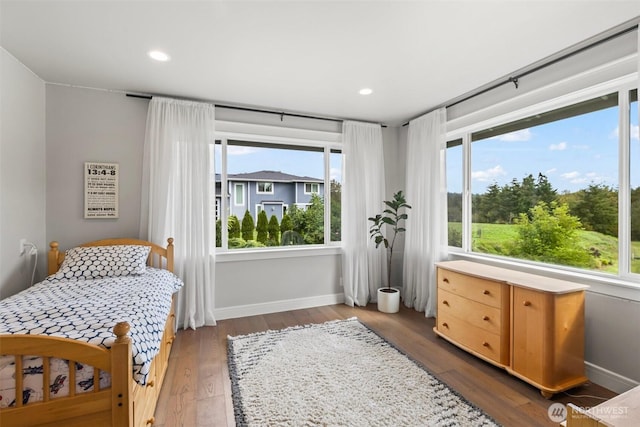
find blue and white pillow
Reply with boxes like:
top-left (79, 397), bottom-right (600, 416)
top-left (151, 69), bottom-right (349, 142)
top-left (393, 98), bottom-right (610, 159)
top-left (54, 245), bottom-right (151, 280)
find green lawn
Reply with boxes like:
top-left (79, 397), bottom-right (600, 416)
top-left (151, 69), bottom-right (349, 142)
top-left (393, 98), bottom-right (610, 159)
top-left (449, 222), bottom-right (639, 274)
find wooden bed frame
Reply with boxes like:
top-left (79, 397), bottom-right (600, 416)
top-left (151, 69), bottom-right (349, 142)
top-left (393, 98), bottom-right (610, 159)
top-left (0, 238), bottom-right (177, 427)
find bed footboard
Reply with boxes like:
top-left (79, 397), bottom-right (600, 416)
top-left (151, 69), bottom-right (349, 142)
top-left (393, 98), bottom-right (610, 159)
top-left (0, 323), bottom-right (133, 427)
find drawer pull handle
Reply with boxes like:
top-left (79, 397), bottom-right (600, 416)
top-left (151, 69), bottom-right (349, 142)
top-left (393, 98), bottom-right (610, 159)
top-left (482, 341), bottom-right (490, 347)
top-left (443, 278), bottom-right (449, 283)
top-left (146, 380), bottom-right (155, 388)
top-left (523, 301), bottom-right (532, 306)
top-left (146, 417), bottom-right (155, 425)
top-left (442, 300), bottom-right (449, 306)
top-left (482, 316), bottom-right (490, 321)
top-left (483, 289), bottom-right (490, 295)
top-left (441, 322), bottom-right (449, 328)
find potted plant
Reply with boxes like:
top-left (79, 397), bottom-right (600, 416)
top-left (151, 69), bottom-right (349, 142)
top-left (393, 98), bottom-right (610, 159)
top-left (368, 190), bottom-right (411, 313)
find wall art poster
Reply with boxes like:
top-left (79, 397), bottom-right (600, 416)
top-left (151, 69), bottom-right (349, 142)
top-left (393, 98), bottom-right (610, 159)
top-left (84, 162), bottom-right (119, 218)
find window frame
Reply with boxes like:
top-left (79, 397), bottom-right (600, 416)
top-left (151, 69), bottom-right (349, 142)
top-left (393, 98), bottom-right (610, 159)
top-left (233, 182), bottom-right (245, 206)
top-left (446, 74), bottom-right (640, 297)
top-left (214, 125), bottom-right (342, 259)
top-left (257, 182), bottom-right (274, 194)
top-left (304, 182), bottom-right (320, 194)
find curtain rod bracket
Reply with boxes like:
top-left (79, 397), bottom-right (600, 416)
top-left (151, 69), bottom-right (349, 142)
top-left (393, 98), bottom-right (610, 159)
top-left (509, 77), bottom-right (519, 89)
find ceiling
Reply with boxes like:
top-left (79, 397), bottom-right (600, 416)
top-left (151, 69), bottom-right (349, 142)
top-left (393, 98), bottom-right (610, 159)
top-left (1, 1), bottom-right (639, 126)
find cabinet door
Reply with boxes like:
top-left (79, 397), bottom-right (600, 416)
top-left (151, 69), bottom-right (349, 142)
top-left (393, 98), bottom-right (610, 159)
top-left (511, 287), bottom-right (552, 385)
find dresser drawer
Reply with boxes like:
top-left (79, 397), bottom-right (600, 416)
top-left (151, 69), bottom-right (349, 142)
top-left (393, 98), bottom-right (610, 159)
top-left (437, 268), bottom-right (505, 308)
top-left (438, 288), bottom-right (503, 335)
top-left (436, 312), bottom-right (504, 364)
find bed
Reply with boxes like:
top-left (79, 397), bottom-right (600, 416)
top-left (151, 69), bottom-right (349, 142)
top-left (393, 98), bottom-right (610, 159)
top-left (0, 238), bottom-right (182, 427)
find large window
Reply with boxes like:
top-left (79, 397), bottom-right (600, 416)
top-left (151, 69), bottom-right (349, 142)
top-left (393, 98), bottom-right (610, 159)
top-left (449, 84), bottom-right (640, 281)
top-left (214, 138), bottom-right (341, 250)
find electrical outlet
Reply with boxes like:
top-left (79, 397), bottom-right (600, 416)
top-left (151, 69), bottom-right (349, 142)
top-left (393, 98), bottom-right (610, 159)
top-left (19, 239), bottom-right (27, 255)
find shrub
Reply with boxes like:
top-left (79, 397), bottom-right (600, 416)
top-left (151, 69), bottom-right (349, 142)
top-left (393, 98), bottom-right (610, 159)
top-left (281, 214), bottom-right (293, 233)
top-left (281, 230), bottom-right (304, 246)
top-left (256, 210), bottom-right (269, 244)
top-left (228, 215), bottom-right (241, 238)
top-left (241, 210), bottom-right (255, 241)
top-left (268, 215), bottom-right (280, 245)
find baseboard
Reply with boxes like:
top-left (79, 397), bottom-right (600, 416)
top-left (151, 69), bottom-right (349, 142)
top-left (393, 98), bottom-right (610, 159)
top-left (214, 293), bottom-right (345, 320)
top-left (585, 361), bottom-right (640, 394)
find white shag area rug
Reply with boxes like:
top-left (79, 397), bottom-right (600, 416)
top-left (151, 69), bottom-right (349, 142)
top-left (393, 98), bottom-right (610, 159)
top-left (227, 318), bottom-right (500, 427)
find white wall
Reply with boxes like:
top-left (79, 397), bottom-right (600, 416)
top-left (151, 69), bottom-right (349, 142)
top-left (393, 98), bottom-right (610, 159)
top-left (45, 85), bottom-right (148, 249)
top-left (0, 49), bottom-right (46, 298)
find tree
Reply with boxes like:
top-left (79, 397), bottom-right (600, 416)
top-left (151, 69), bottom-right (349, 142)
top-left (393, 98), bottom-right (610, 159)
top-left (215, 219), bottom-right (222, 247)
top-left (287, 204), bottom-right (305, 234)
top-left (280, 213), bottom-right (293, 235)
top-left (535, 173), bottom-right (557, 206)
top-left (477, 182), bottom-right (502, 223)
top-left (513, 201), bottom-right (592, 267)
top-left (241, 210), bottom-right (255, 241)
top-left (330, 180), bottom-right (342, 241)
top-left (570, 184), bottom-right (618, 237)
top-left (228, 215), bottom-right (241, 238)
top-left (302, 194), bottom-right (325, 244)
top-left (448, 192), bottom-right (463, 222)
top-left (256, 210), bottom-right (269, 244)
top-left (268, 215), bottom-right (280, 245)
top-left (632, 187), bottom-right (640, 241)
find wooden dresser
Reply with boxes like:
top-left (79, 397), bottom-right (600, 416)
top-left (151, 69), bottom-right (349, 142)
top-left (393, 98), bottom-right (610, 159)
top-left (434, 260), bottom-right (589, 398)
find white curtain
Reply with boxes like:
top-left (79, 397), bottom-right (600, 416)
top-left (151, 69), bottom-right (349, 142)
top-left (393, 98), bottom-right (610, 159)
top-left (140, 97), bottom-right (216, 330)
top-left (402, 108), bottom-right (447, 317)
top-left (341, 121), bottom-right (387, 306)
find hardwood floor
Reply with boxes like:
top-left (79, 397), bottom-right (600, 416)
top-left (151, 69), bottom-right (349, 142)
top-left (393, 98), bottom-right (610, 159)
top-left (154, 304), bottom-right (617, 426)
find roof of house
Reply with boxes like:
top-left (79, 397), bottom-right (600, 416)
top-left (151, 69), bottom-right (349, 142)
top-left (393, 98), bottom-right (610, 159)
top-left (216, 170), bottom-right (323, 183)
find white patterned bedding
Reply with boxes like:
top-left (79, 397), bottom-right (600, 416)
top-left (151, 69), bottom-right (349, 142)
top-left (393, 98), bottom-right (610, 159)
top-left (0, 267), bottom-right (183, 408)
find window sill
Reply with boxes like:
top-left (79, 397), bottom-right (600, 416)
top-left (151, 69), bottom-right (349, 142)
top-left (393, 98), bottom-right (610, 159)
top-left (447, 250), bottom-right (640, 302)
top-left (214, 245), bottom-right (342, 262)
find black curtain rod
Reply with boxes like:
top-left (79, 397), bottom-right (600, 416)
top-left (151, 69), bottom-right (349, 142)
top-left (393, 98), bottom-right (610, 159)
top-left (126, 93), bottom-right (386, 127)
top-left (401, 23), bottom-right (639, 127)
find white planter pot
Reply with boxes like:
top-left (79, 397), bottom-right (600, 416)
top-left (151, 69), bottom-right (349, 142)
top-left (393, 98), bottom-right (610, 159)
top-left (377, 287), bottom-right (400, 313)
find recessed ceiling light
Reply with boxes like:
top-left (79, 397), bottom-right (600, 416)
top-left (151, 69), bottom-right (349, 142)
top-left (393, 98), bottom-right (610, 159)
top-left (359, 88), bottom-right (373, 95)
top-left (148, 50), bottom-right (170, 62)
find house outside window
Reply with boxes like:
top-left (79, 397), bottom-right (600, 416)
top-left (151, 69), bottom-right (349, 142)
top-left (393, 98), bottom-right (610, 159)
top-left (213, 138), bottom-right (341, 251)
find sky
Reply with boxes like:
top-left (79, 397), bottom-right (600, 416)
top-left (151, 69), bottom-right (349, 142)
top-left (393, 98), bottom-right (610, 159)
top-left (214, 145), bottom-right (342, 182)
top-left (447, 102), bottom-right (640, 195)
top-left (212, 101), bottom-right (639, 195)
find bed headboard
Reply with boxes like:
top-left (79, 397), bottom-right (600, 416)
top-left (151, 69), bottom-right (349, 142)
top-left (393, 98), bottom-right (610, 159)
top-left (48, 238), bottom-right (175, 275)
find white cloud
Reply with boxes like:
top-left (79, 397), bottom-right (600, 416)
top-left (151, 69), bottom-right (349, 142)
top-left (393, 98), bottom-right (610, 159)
top-left (545, 168), bottom-right (557, 175)
top-left (611, 124), bottom-right (639, 140)
top-left (493, 129), bottom-right (532, 142)
top-left (549, 142), bottom-right (567, 151)
top-left (560, 171), bottom-right (608, 185)
top-left (561, 171), bottom-right (580, 180)
top-left (228, 146), bottom-right (259, 155)
top-left (472, 165), bottom-right (506, 182)
top-left (572, 144), bottom-right (590, 150)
